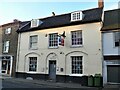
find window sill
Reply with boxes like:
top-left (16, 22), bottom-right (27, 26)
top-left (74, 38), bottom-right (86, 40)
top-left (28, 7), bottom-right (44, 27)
top-left (114, 46), bottom-right (120, 48)
top-left (29, 48), bottom-right (38, 50)
top-left (48, 46), bottom-right (59, 49)
top-left (69, 74), bottom-right (84, 77)
top-left (3, 51), bottom-right (8, 53)
top-left (70, 45), bottom-right (83, 48)
top-left (26, 72), bottom-right (38, 74)
top-left (5, 33), bottom-right (11, 35)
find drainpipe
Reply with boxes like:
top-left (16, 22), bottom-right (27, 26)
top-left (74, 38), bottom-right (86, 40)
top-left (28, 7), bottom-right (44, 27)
top-left (10, 56), bottom-right (13, 76)
top-left (16, 33), bottom-right (21, 73)
top-left (0, 58), bottom-right (2, 74)
top-left (101, 31), bottom-right (107, 86)
top-left (65, 55), bottom-right (67, 82)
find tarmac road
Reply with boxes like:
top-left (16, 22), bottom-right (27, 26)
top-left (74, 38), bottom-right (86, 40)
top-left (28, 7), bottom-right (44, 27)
top-left (1, 77), bottom-right (120, 90)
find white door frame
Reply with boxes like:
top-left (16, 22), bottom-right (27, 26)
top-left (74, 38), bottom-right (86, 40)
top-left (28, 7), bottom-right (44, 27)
top-left (9, 56), bottom-right (13, 76)
top-left (0, 55), bottom-right (13, 76)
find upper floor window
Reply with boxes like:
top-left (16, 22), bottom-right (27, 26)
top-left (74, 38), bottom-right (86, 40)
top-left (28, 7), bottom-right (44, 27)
top-left (31, 19), bottom-right (43, 28)
top-left (71, 30), bottom-right (82, 46)
top-left (5, 28), bottom-right (11, 34)
top-left (29, 57), bottom-right (37, 72)
top-left (49, 33), bottom-right (58, 48)
top-left (71, 56), bottom-right (83, 74)
top-left (71, 11), bottom-right (83, 21)
top-left (114, 31), bottom-right (120, 47)
top-left (3, 41), bottom-right (9, 53)
top-left (30, 35), bottom-right (38, 49)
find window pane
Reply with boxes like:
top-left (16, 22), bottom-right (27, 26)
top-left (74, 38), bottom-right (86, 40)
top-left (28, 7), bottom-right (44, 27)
top-left (71, 56), bottom-right (83, 74)
top-left (49, 33), bottom-right (58, 47)
top-left (5, 28), bottom-right (11, 34)
top-left (3, 41), bottom-right (9, 53)
top-left (114, 32), bottom-right (120, 47)
top-left (30, 35), bottom-right (38, 49)
top-left (71, 31), bottom-right (82, 46)
top-left (29, 57), bottom-right (37, 71)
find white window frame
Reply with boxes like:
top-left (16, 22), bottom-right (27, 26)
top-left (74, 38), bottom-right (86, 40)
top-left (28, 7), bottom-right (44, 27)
top-left (71, 30), bottom-right (83, 47)
top-left (5, 28), bottom-right (11, 34)
top-left (48, 33), bottom-right (58, 48)
top-left (31, 19), bottom-right (40, 28)
top-left (71, 56), bottom-right (83, 74)
top-left (29, 35), bottom-right (38, 50)
top-left (114, 31), bottom-right (120, 47)
top-left (29, 57), bottom-right (37, 72)
top-left (71, 11), bottom-right (83, 21)
top-left (3, 41), bottom-right (10, 53)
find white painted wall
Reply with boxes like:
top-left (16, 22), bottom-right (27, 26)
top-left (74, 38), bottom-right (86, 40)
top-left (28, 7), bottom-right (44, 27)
top-left (102, 32), bottom-right (119, 55)
top-left (16, 22), bottom-right (103, 76)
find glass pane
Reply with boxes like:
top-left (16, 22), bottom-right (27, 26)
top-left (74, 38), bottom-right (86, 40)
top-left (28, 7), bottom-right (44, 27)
top-left (29, 57), bottom-right (37, 71)
top-left (71, 56), bottom-right (83, 74)
top-left (49, 33), bottom-right (58, 47)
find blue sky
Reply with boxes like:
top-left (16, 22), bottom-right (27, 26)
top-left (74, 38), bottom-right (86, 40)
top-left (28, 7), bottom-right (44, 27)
top-left (0, 0), bottom-right (119, 25)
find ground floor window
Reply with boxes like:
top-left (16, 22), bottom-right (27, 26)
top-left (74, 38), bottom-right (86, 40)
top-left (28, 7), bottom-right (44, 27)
top-left (71, 56), bottom-right (83, 74)
top-left (29, 57), bottom-right (37, 71)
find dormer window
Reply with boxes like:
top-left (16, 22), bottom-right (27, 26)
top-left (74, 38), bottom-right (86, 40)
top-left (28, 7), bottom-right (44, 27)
top-left (71, 11), bottom-right (84, 21)
top-left (31, 19), bottom-right (42, 28)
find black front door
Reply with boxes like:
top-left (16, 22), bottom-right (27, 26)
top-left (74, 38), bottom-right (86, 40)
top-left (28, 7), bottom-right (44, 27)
top-left (107, 65), bottom-right (120, 83)
top-left (49, 61), bottom-right (56, 80)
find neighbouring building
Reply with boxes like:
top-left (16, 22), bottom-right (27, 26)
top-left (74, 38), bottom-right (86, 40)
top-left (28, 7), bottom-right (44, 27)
top-left (102, 9), bottom-right (120, 85)
top-left (0, 20), bottom-right (28, 77)
top-left (0, 26), bottom-right (2, 72)
top-left (16, 0), bottom-right (104, 84)
top-left (0, 26), bottom-right (2, 55)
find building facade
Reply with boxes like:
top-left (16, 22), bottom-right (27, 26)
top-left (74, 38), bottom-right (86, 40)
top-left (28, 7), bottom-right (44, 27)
top-left (102, 9), bottom-right (120, 84)
top-left (0, 20), bottom-right (28, 77)
top-left (16, 7), bottom-right (103, 83)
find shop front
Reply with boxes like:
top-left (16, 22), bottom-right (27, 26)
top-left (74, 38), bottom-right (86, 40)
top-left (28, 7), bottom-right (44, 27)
top-left (0, 55), bottom-right (13, 76)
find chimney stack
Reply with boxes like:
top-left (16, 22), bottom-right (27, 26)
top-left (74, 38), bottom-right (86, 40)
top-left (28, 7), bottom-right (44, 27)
top-left (98, 0), bottom-right (104, 8)
top-left (13, 19), bottom-right (19, 22)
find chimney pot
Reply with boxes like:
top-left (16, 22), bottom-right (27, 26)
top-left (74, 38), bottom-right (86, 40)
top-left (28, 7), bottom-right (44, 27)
top-left (13, 19), bottom-right (19, 22)
top-left (52, 12), bottom-right (55, 16)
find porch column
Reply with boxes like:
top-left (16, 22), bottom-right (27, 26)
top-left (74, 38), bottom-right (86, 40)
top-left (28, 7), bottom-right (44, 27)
top-left (9, 56), bottom-right (13, 76)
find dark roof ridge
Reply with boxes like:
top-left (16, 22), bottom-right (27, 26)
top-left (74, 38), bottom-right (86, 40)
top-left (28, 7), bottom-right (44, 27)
top-left (38, 7), bottom-right (102, 20)
top-left (104, 8), bottom-right (120, 12)
top-left (19, 21), bottom-right (30, 30)
top-left (18, 7), bottom-right (103, 33)
top-left (0, 21), bottom-right (21, 27)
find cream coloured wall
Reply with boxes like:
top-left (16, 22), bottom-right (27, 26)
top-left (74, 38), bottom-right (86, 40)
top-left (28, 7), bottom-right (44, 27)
top-left (16, 22), bottom-right (103, 76)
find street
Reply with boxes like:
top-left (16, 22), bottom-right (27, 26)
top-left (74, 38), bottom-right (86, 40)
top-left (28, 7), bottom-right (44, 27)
top-left (1, 77), bottom-right (99, 90)
top-left (0, 77), bottom-right (120, 90)
top-left (2, 78), bottom-right (65, 88)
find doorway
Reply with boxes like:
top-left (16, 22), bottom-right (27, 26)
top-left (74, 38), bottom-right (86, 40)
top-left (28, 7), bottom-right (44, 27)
top-left (49, 61), bottom-right (56, 80)
top-left (107, 65), bottom-right (120, 83)
top-left (2, 60), bottom-right (10, 74)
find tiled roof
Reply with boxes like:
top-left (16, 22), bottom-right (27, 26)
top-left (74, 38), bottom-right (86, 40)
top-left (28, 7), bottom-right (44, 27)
top-left (17, 7), bottom-right (103, 33)
top-left (101, 9), bottom-right (120, 31)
